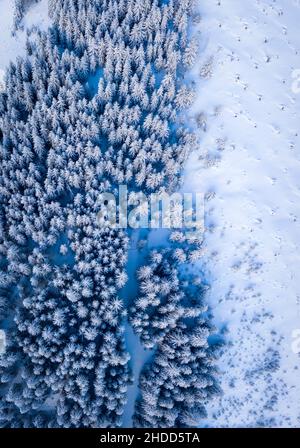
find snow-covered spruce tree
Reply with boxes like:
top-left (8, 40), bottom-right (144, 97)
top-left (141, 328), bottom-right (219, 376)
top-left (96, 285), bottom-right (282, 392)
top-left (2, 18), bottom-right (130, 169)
top-left (133, 324), bottom-right (219, 428)
top-left (130, 249), bottom-right (208, 348)
top-left (0, 0), bottom-right (216, 427)
top-left (13, 0), bottom-right (26, 31)
top-left (13, 0), bottom-right (41, 32)
top-left (130, 249), bottom-right (220, 427)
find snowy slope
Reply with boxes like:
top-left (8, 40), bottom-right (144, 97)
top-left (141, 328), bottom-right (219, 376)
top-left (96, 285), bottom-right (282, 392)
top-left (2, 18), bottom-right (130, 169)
top-left (184, 0), bottom-right (300, 427)
top-left (0, 0), bottom-right (50, 76)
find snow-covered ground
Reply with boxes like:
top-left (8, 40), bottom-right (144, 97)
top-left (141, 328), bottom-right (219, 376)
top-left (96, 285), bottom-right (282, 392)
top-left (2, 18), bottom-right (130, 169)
top-left (0, 0), bottom-right (50, 76)
top-left (184, 0), bottom-right (300, 427)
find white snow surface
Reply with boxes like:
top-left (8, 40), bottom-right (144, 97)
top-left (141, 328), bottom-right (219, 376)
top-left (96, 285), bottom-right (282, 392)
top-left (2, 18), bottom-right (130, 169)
top-left (0, 0), bottom-right (50, 74)
top-left (184, 0), bottom-right (300, 427)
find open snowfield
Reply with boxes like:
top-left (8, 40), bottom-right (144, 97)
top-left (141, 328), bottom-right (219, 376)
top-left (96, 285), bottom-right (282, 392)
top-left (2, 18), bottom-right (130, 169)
top-left (184, 0), bottom-right (300, 427)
